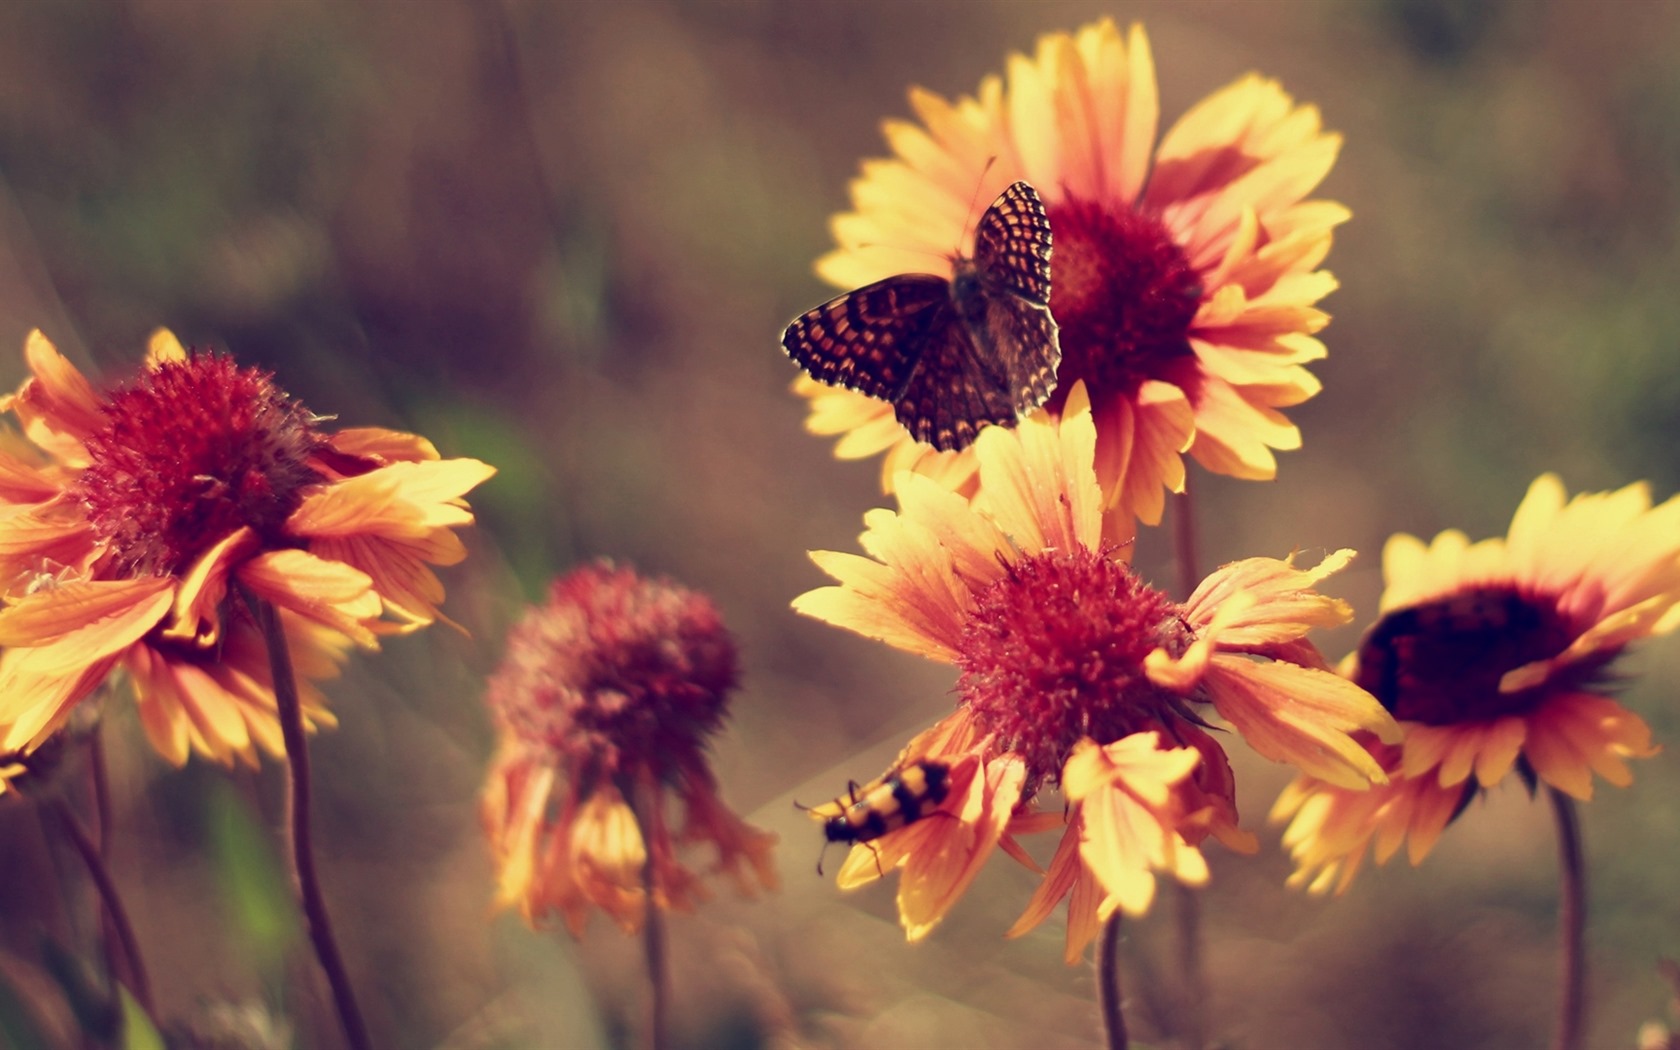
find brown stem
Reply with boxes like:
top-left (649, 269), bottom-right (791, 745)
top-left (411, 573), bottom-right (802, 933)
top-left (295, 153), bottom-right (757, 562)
top-left (1097, 912), bottom-right (1128, 1050)
top-left (90, 729), bottom-right (112, 859)
top-left (254, 597), bottom-right (370, 1050)
top-left (48, 797), bottom-right (153, 1020)
top-left (628, 781), bottom-right (669, 1050)
top-left (1548, 787), bottom-right (1586, 1050)
top-left (85, 729), bottom-right (124, 999)
top-left (1169, 481), bottom-right (1209, 1050)
top-left (1171, 475), bottom-right (1201, 600)
top-left (1172, 879), bottom-right (1208, 1050)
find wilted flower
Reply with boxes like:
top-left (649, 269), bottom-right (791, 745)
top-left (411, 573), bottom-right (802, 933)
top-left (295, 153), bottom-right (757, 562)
top-left (481, 561), bottom-right (777, 935)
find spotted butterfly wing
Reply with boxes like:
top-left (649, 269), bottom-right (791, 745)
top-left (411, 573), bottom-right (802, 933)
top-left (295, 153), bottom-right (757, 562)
top-left (782, 181), bottom-right (1061, 452)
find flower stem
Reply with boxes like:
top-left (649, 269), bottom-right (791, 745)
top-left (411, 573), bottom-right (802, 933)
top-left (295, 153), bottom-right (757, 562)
top-left (48, 796), bottom-right (153, 1020)
top-left (1548, 787), bottom-right (1586, 1050)
top-left (1169, 482), bottom-right (1208, 1050)
top-left (1171, 475), bottom-right (1201, 599)
top-left (86, 730), bottom-right (125, 999)
top-left (90, 729), bottom-right (112, 858)
top-left (1172, 880), bottom-right (1208, 1050)
top-left (1097, 912), bottom-right (1128, 1050)
top-left (628, 782), bottom-right (670, 1050)
top-left (254, 597), bottom-right (370, 1050)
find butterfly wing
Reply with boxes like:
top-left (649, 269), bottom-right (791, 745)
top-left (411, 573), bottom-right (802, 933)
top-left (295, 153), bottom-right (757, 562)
top-left (781, 275), bottom-right (951, 401)
top-left (966, 181), bottom-right (1061, 416)
top-left (971, 181), bottom-right (1053, 305)
top-left (893, 319), bottom-right (1019, 452)
top-left (974, 294), bottom-right (1060, 414)
top-left (783, 182), bottom-right (1059, 453)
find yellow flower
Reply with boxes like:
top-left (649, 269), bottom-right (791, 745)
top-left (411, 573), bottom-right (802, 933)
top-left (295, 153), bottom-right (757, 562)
top-left (795, 384), bottom-right (1394, 956)
top-left (0, 329), bottom-right (493, 777)
top-left (1272, 474), bottom-right (1673, 893)
top-left (797, 19), bottom-right (1344, 528)
top-left (481, 561), bottom-right (778, 935)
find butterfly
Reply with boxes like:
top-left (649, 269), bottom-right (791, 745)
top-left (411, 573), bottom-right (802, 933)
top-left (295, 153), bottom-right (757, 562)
top-left (781, 180), bottom-right (1062, 452)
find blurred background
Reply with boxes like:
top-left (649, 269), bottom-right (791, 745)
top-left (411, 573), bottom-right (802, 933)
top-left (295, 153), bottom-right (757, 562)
top-left (0, 0), bottom-right (1677, 1046)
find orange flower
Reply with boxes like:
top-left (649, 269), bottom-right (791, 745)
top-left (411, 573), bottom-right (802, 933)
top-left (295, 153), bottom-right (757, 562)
top-left (797, 19), bottom-right (1344, 528)
top-left (0, 329), bottom-right (493, 778)
top-left (481, 561), bottom-right (777, 935)
top-left (1272, 474), bottom-right (1673, 894)
top-left (795, 384), bottom-right (1394, 957)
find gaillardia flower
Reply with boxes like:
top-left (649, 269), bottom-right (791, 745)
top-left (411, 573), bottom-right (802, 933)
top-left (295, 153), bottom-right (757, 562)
top-left (0, 329), bottom-right (494, 776)
top-left (481, 561), bottom-right (778, 935)
top-left (1272, 475), bottom-right (1674, 894)
top-left (794, 384), bottom-right (1395, 959)
top-left (797, 19), bottom-right (1344, 527)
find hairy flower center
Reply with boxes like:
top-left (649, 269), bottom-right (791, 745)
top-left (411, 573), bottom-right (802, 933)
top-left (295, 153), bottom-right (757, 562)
top-left (1354, 587), bottom-right (1584, 724)
top-left (74, 355), bottom-right (325, 577)
top-left (1045, 196), bottom-right (1201, 411)
top-left (954, 547), bottom-right (1186, 787)
top-left (488, 563), bottom-right (739, 788)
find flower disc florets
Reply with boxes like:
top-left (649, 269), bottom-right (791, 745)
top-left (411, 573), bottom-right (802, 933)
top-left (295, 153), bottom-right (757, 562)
top-left (955, 546), bottom-right (1188, 786)
top-left (1045, 197), bottom-right (1201, 411)
top-left (1355, 586), bottom-right (1589, 725)
top-left (74, 354), bottom-right (325, 577)
top-left (487, 561), bottom-right (739, 789)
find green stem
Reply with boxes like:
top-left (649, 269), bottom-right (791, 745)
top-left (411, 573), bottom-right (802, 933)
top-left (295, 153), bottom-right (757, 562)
top-left (254, 597), bottom-right (370, 1050)
top-left (1548, 787), bottom-right (1586, 1050)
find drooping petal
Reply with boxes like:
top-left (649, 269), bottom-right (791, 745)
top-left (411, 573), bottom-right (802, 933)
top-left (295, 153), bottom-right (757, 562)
top-left (898, 754), bottom-right (1024, 941)
top-left (1203, 656), bottom-right (1395, 789)
top-left (238, 548), bottom-right (381, 648)
top-left (0, 576), bottom-right (174, 670)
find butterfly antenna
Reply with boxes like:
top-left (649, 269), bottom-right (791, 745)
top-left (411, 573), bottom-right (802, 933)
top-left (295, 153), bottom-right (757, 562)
top-left (846, 157), bottom-right (1002, 266)
top-left (955, 155), bottom-right (1001, 254)
top-left (851, 241), bottom-right (951, 266)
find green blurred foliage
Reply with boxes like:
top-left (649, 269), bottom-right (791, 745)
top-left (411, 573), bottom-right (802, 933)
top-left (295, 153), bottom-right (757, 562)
top-left (205, 784), bottom-right (298, 976)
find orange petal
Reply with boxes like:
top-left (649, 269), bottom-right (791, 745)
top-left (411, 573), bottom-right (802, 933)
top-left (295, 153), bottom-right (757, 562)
top-left (898, 754), bottom-right (1024, 941)
top-left (1203, 656), bottom-right (1394, 788)
top-left (289, 459), bottom-right (494, 539)
top-left (0, 577), bottom-right (174, 669)
top-left (239, 548), bottom-right (381, 647)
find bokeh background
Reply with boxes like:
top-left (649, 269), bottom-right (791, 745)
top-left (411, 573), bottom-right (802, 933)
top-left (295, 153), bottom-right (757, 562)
top-left (1, 0), bottom-right (1678, 1047)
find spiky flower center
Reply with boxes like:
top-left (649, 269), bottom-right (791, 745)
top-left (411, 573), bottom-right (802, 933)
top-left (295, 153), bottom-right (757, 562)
top-left (487, 562), bottom-right (739, 790)
top-left (74, 355), bottom-right (325, 577)
top-left (1354, 586), bottom-right (1590, 724)
top-left (1045, 197), bottom-right (1201, 411)
top-left (954, 546), bottom-right (1190, 788)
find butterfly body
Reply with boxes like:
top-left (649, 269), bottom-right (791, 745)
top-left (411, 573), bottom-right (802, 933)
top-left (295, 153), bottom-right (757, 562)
top-left (783, 181), bottom-right (1061, 452)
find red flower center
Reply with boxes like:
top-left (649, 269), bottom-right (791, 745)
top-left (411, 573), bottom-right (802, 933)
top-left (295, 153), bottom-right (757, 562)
top-left (74, 355), bottom-right (325, 577)
top-left (954, 546), bottom-right (1188, 787)
top-left (1044, 196), bottom-right (1201, 412)
top-left (1354, 587), bottom-right (1593, 724)
top-left (487, 562), bottom-right (739, 789)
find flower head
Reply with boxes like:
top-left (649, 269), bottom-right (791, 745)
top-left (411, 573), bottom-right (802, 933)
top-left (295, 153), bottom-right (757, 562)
top-left (0, 330), bottom-right (494, 779)
top-left (481, 561), bottom-right (778, 935)
top-left (795, 384), bottom-right (1394, 957)
top-left (797, 19), bottom-right (1344, 528)
top-left (1271, 474), bottom-right (1674, 893)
